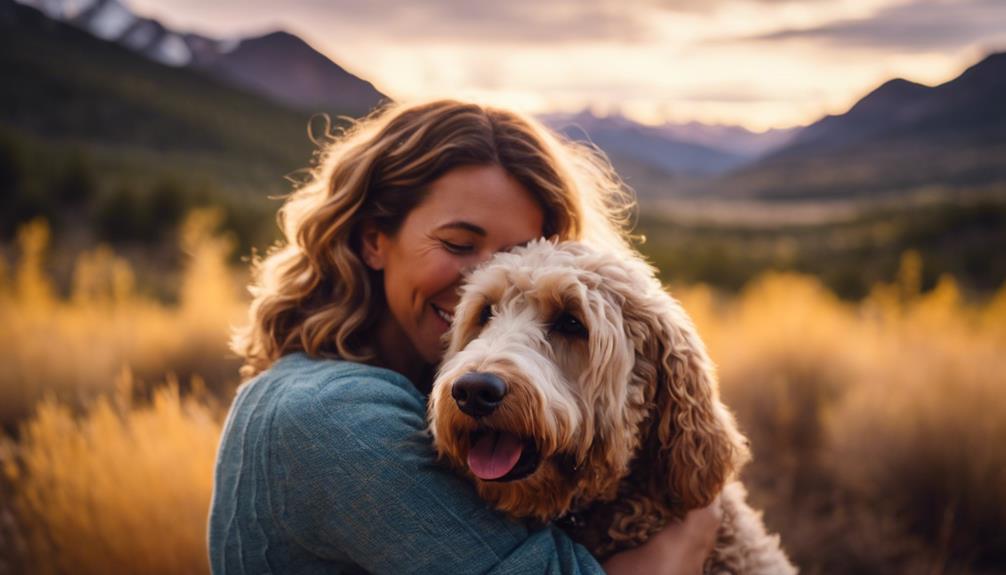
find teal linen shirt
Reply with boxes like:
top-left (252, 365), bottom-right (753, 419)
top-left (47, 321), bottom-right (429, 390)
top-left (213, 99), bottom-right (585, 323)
top-left (208, 352), bottom-right (606, 574)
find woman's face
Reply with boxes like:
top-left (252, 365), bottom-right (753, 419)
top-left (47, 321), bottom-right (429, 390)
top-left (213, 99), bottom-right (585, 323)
top-left (362, 164), bottom-right (546, 366)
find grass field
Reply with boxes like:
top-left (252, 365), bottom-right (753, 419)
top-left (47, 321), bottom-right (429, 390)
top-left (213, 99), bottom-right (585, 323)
top-left (0, 212), bottom-right (1004, 574)
top-left (637, 189), bottom-right (1006, 299)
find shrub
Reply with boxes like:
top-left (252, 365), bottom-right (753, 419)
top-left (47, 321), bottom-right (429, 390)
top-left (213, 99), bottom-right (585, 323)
top-left (0, 212), bottom-right (243, 426)
top-left (1, 372), bottom-right (222, 575)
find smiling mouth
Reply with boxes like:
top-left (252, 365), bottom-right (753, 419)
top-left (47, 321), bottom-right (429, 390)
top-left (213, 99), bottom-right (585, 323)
top-left (467, 429), bottom-right (541, 482)
top-left (432, 303), bottom-right (455, 325)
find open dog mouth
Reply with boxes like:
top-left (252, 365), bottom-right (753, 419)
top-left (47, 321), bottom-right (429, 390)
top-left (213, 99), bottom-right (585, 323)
top-left (467, 429), bottom-right (540, 482)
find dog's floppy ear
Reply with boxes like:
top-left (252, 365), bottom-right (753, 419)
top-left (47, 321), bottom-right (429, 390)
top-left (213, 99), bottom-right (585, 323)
top-left (633, 287), bottom-right (750, 512)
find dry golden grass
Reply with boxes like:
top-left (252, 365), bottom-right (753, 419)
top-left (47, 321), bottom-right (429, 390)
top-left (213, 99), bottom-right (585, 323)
top-left (0, 211), bottom-right (238, 574)
top-left (0, 220), bottom-right (1003, 574)
top-left (673, 253), bottom-right (1006, 573)
top-left (0, 212), bottom-right (244, 426)
top-left (1, 373), bottom-right (221, 575)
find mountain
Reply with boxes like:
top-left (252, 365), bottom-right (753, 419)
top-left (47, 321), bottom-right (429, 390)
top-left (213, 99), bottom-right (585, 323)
top-left (203, 31), bottom-right (387, 117)
top-left (539, 110), bottom-right (799, 199)
top-left (657, 122), bottom-right (799, 159)
top-left (13, 0), bottom-right (388, 116)
top-left (713, 52), bottom-right (1006, 199)
top-left (1, 0), bottom-right (386, 247)
top-left (771, 79), bottom-right (932, 160)
top-left (0, 0), bottom-right (349, 248)
top-left (18, 0), bottom-right (230, 67)
top-left (542, 110), bottom-right (747, 175)
top-left (0, 0), bottom-right (316, 171)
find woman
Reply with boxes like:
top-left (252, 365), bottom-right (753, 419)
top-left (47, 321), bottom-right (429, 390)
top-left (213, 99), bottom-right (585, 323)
top-left (209, 100), bottom-right (720, 574)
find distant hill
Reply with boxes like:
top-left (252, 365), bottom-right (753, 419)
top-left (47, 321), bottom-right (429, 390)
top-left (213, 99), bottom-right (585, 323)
top-left (543, 110), bottom-right (747, 175)
top-left (0, 0), bottom-right (320, 179)
top-left (657, 121), bottom-right (799, 159)
top-left (540, 110), bottom-right (797, 198)
top-left (14, 0), bottom-right (388, 116)
top-left (202, 30), bottom-right (387, 118)
top-left (771, 78), bottom-right (932, 160)
top-left (710, 52), bottom-right (1006, 199)
top-left (0, 0), bottom-right (350, 247)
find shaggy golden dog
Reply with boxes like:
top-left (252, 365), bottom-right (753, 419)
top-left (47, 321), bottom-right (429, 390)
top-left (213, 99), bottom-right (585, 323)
top-left (429, 240), bottom-right (796, 574)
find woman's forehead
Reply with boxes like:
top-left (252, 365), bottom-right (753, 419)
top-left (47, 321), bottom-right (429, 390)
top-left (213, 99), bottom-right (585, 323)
top-left (410, 165), bottom-right (546, 239)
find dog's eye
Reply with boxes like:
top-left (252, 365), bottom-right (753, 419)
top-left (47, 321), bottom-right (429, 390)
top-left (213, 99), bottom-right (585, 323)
top-left (478, 304), bottom-right (493, 326)
top-left (552, 312), bottom-right (587, 338)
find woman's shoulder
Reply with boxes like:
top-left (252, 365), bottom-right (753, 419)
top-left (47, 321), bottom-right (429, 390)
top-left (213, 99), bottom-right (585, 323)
top-left (251, 352), bottom-right (420, 403)
top-left (246, 352), bottom-right (428, 442)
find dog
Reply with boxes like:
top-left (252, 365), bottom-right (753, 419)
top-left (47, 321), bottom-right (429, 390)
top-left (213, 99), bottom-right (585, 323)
top-left (429, 239), bottom-right (796, 574)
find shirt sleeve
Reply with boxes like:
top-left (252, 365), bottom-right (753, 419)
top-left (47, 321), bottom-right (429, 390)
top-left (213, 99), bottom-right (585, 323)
top-left (268, 371), bottom-right (606, 575)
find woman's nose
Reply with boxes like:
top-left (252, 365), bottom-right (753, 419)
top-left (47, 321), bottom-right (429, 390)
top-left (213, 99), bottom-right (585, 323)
top-left (475, 248), bottom-right (496, 265)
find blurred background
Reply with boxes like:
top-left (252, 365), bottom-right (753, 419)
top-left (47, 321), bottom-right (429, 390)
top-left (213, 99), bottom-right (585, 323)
top-left (0, 0), bottom-right (1004, 573)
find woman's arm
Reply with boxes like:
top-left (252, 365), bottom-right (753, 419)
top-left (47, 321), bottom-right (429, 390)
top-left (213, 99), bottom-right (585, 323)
top-left (269, 369), bottom-right (606, 574)
top-left (602, 502), bottom-right (722, 575)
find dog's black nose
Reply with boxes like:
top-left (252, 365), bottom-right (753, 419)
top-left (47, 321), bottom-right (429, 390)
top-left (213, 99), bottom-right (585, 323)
top-left (452, 372), bottom-right (507, 418)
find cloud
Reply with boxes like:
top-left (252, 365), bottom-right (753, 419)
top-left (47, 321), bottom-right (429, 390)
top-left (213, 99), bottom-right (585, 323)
top-left (129, 0), bottom-right (846, 45)
top-left (674, 89), bottom-right (798, 103)
top-left (647, 0), bottom-right (835, 13)
top-left (292, 0), bottom-right (839, 44)
top-left (725, 0), bottom-right (1006, 51)
top-left (295, 0), bottom-right (655, 44)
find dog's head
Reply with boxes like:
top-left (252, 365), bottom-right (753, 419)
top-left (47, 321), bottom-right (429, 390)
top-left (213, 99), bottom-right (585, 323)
top-left (429, 239), bottom-right (749, 522)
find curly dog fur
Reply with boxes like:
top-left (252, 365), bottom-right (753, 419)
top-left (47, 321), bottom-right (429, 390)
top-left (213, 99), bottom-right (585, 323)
top-left (429, 240), bottom-right (796, 574)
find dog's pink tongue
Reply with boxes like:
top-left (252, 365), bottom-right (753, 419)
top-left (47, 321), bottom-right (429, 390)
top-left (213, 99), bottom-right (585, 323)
top-left (468, 431), bottom-right (523, 480)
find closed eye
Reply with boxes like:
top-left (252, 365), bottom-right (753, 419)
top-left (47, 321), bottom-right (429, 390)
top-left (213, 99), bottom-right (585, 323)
top-left (442, 240), bottom-right (475, 254)
top-left (551, 312), bottom-right (587, 338)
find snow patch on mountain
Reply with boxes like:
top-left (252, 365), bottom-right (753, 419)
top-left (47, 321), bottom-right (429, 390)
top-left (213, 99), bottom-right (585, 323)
top-left (120, 18), bottom-right (156, 50)
top-left (87, 0), bottom-right (133, 40)
top-left (21, 0), bottom-right (95, 19)
top-left (154, 33), bottom-right (190, 66)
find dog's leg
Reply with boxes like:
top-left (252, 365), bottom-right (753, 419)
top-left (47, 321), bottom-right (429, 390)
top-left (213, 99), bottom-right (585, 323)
top-left (704, 482), bottom-right (798, 575)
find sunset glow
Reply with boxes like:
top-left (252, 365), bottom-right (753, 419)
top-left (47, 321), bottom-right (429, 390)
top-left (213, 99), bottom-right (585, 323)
top-left (58, 0), bottom-right (1006, 128)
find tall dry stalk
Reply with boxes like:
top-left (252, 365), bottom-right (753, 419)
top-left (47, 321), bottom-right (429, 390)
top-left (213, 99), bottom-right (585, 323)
top-left (1, 227), bottom-right (1003, 573)
top-left (0, 211), bottom-right (244, 425)
top-left (1, 371), bottom-right (221, 575)
top-left (673, 254), bottom-right (1006, 573)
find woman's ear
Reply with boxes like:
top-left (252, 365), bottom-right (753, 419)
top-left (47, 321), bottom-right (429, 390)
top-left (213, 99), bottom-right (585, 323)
top-left (359, 221), bottom-right (386, 271)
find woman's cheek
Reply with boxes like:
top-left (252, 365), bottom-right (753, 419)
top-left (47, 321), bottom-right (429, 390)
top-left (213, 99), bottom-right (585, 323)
top-left (419, 256), bottom-right (462, 296)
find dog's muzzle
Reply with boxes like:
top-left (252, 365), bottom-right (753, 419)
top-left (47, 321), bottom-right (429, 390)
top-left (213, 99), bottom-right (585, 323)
top-left (452, 372), bottom-right (507, 418)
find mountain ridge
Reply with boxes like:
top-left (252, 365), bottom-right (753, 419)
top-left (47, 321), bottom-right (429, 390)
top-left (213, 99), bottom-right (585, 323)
top-left (14, 0), bottom-right (388, 116)
top-left (204, 30), bottom-right (387, 117)
top-left (711, 50), bottom-right (1006, 199)
top-left (0, 0), bottom-right (325, 190)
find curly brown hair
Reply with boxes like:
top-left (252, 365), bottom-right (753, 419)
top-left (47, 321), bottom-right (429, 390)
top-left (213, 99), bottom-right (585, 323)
top-left (231, 99), bottom-right (637, 378)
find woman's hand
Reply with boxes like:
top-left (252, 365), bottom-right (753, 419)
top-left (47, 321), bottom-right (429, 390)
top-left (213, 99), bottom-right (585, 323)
top-left (602, 498), bottom-right (722, 575)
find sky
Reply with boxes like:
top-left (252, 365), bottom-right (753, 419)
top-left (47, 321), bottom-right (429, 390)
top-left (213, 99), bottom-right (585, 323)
top-left (126, 0), bottom-right (1006, 132)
